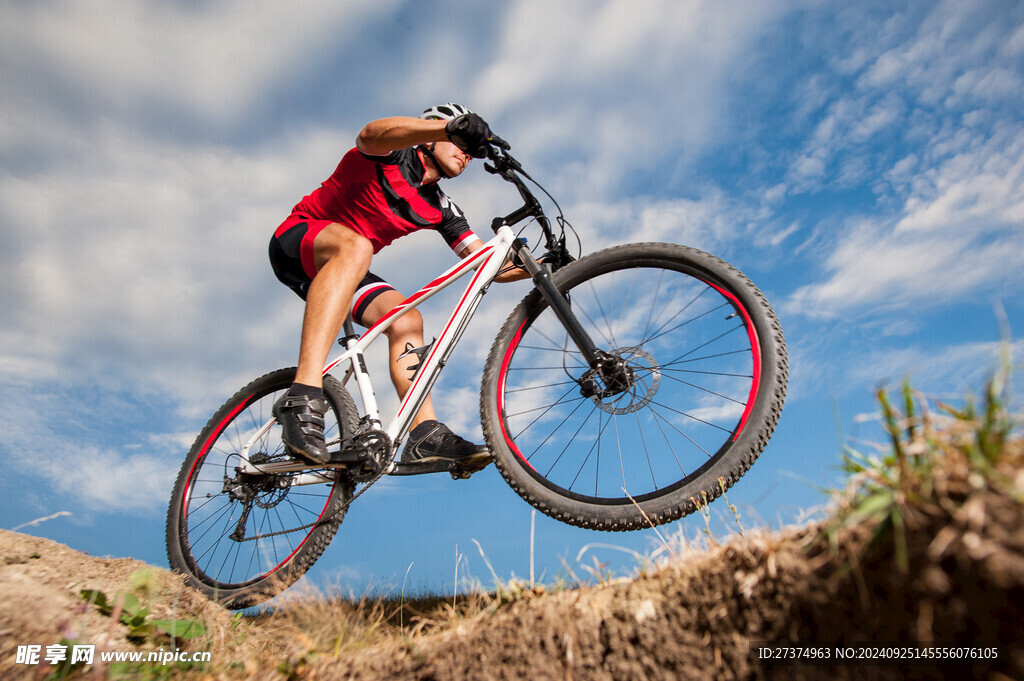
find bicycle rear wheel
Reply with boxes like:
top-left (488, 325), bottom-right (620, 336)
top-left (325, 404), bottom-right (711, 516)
top-left (166, 368), bottom-right (357, 609)
top-left (481, 242), bottom-right (787, 531)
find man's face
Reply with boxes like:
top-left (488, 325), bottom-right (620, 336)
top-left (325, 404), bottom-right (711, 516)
top-left (431, 140), bottom-right (472, 178)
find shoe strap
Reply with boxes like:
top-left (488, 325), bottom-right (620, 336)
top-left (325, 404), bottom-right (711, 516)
top-left (278, 394), bottom-right (328, 413)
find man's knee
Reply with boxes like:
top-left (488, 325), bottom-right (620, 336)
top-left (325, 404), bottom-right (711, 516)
top-left (314, 223), bottom-right (372, 271)
top-left (386, 309), bottom-right (423, 340)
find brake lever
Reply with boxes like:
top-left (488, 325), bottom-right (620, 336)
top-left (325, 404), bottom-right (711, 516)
top-left (484, 146), bottom-right (522, 176)
top-left (489, 134), bottom-right (511, 151)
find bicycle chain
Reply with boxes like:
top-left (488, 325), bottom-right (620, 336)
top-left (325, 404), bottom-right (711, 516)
top-left (238, 432), bottom-right (394, 542)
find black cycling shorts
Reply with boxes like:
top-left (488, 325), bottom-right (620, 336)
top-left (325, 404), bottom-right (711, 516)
top-left (269, 218), bottom-right (396, 327)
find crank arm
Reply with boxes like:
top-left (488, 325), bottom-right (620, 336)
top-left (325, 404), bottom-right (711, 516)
top-left (236, 458), bottom-right (347, 475)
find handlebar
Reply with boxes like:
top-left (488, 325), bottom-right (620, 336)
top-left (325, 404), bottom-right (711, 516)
top-left (481, 136), bottom-right (576, 270)
top-left (483, 140), bottom-right (541, 229)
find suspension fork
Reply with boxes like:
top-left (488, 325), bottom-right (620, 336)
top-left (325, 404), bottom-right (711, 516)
top-left (511, 239), bottom-right (601, 366)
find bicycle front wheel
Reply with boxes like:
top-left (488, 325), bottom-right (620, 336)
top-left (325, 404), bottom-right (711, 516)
top-left (166, 368), bottom-right (358, 609)
top-left (481, 243), bottom-right (787, 531)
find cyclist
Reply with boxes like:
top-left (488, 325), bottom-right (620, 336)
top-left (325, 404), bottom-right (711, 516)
top-left (269, 103), bottom-right (514, 472)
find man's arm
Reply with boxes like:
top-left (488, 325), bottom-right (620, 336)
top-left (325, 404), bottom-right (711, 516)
top-left (356, 117), bottom-right (448, 156)
top-left (458, 239), bottom-right (531, 283)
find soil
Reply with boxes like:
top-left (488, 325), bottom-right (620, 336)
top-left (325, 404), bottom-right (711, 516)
top-left (0, 530), bottom-right (291, 680)
top-left (2, 439), bottom-right (1022, 680)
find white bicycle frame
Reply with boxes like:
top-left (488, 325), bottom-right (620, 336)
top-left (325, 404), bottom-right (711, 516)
top-left (236, 224), bottom-right (519, 479)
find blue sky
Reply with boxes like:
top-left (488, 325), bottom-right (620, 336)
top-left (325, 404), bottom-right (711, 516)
top-left (2, 0), bottom-right (1022, 599)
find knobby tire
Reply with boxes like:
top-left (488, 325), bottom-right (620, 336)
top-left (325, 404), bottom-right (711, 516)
top-left (165, 368), bottom-right (358, 609)
top-left (480, 243), bottom-right (788, 531)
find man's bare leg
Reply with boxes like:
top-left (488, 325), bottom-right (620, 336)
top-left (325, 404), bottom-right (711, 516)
top-left (359, 290), bottom-right (490, 468)
top-left (360, 290), bottom-right (437, 429)
top-left (294, 224), bottom-right (374, 387)
top-left (276, 223), bottom-right (372, 463)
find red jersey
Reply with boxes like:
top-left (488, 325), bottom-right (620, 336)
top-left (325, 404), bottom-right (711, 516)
top-left (292, 147), bottom-right (477, 254)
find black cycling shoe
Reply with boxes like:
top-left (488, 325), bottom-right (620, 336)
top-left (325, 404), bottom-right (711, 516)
top-left (272, 393), bottom-right (330, 465)
top-left (402, 420), bottom-right (492, 473)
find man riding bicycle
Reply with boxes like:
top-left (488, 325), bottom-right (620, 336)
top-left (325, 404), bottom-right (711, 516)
top-left (269, 103), bottom-right (518, 472)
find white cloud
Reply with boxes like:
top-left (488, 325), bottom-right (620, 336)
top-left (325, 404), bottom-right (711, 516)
top-left (459, 0), bottom-right (796, 196)
top-left (0, 374), bottom-right (181, 513)
top-left (0, 0), bottom-right (400, 126)
top-left (787, 121), bottom-right (1024, 317)
top-left (783, 1), bottom-right (1024, 317)
top-left (2, 0), bottom-right (1020, 522)
top-left (0, 122), bottom-right (358, 389)
top-left (847, 339), bottom-right (1024, 398)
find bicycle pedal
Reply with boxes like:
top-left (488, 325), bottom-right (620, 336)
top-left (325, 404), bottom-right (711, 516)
top-left (391, 459), bottom-right (451, 476)
top-left (450, 467), bottom-right (474, 480)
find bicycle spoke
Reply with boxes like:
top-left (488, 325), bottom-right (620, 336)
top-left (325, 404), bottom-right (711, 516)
top-left (613, 413), bottom-right (626, 494)
top-left (512, 383), bottom-right (581, 442)
top-left (211, 508), bottom-right (242, 579)
top-left (273, 506), bottom-right (297, 554)
top-left (643, 301), bottom-right (728, 347)
top-left (506, 379), bottom-right (580, 394)
top-left (191, 501), bottom-right (236, 559)
top-left (654, 372), bottom-right (748, 405)
top-left (661, 323), bottom-right (745, 367)
top-left (228, 530), bottom-right (245, 584)
top-left (587, 279), bottom-right (621, 350)
top-left (574, 296), bottom-right (617, 349)
top-left (648, 398), bottom-right (732, 433)
top-left (635, 409), bottom-right (658, 492)
top-left (639, 267), bottom-right (669, 341)
top-left (643, 286), bottom-right (712, 345)
top-left (534, 397), bottom-right (596, 471)
top-left (509, 366), bottom-right (588, 372)
top-left (663, 348), bottom-right (751, 365)
top-left (518, 343), bottom-right (584, 357)
top-left (186, 492), bottom-right (225, 515)
top-left (659, 367), bottom-right (753, 379)
top-left (651, 408), bottom-right (686, 475)
top-left (507, 393), bottom-right (587, 419)
top-left (648, 404), bottom-right (708, 460)
top-left (279, 497), bottom-right (321, 516)
top-left (556, 403), bottom-right (601, 487)
top-left (530, 325), bottom-right (584, 363)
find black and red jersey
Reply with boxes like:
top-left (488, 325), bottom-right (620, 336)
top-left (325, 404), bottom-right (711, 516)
top-left (292, 147), bottom-right (477, 254)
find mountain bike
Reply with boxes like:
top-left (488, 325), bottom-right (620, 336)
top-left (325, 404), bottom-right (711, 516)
top-left (165, 139), bottom-right (788, 609)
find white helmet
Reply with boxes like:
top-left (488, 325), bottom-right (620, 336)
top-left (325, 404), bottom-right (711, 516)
top-left (420, 103), bottom-right (472, 121)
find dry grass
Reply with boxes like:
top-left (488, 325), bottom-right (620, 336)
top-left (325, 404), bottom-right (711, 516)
top-left (251, 582), bottom-right (501, 655)
top-left (7, 362), bottom-right (1020, 680)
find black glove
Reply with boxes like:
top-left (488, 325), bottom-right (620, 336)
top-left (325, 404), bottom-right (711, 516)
top-left (445, 113), bottom-right (495, 158)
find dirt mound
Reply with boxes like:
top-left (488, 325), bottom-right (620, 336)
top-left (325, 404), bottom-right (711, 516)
top-left (284, 514), bottom-right (1022, 681)
top-left (278, 385), bottom-right (1024, 681)
top-left (0, 530), bottom-right (294, 679)
top-left (4, 495), bottom-right (1021, 681)
top-left (2, 384), bottom-right (1023, 680)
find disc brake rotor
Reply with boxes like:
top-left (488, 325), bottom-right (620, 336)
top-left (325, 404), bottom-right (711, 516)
top-left (589, 346), bottom-right (661, 415)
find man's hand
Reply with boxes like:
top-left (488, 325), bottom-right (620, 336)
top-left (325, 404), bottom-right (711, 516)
top-left (445, 113), bottom-right (497, 158)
